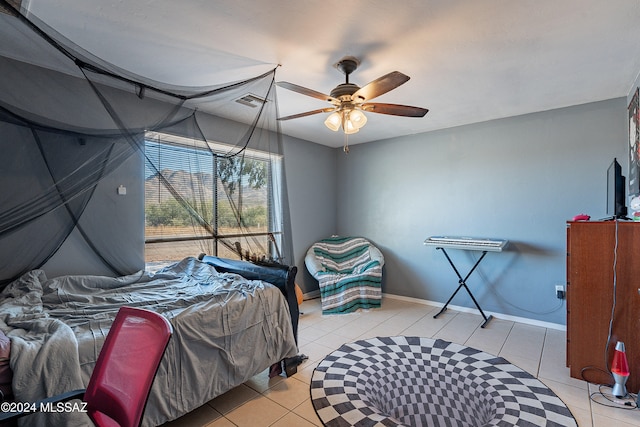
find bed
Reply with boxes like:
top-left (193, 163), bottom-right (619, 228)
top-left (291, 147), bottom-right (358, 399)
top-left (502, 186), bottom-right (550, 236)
top-left (0, 256), bottom-right (299, 427)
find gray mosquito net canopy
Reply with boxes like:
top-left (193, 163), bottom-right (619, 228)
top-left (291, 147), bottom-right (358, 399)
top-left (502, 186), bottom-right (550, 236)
top-left (0, 0), bottom-right (292, 285)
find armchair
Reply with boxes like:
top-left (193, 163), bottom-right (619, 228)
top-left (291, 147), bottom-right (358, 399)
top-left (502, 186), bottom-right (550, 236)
top-left (305, 236), bottom-right (384, 314)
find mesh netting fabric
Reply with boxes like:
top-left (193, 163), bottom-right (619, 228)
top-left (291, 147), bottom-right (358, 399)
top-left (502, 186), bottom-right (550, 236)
top-left (0, 0), bottom-right (290, 285)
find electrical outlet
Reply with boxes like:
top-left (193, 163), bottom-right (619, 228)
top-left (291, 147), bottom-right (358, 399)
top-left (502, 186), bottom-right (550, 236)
top-left (555, 285), bottom-right (565, 299)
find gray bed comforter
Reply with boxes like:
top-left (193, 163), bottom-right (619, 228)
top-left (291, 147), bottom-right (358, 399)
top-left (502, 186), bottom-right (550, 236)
top-left (0, 257), bottom-right (298, 427)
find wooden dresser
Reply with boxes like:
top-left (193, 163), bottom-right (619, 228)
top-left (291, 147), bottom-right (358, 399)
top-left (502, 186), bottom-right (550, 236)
top-left (566, 221), bottom-right (640, 392)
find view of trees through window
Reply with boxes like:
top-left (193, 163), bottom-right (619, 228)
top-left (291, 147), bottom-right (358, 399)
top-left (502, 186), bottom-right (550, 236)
top-left (144, 135), bottom-right (278, 266)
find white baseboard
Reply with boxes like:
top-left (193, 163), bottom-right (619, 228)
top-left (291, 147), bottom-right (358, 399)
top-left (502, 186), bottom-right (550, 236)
top-left (382, 293), bottom-right (566, 331)
top-left (300, 290), bottom-right (565, 331)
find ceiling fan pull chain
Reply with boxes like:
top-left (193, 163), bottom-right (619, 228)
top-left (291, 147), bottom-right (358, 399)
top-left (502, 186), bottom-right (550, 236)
top-left (343, 133), bottom-right (350, 154)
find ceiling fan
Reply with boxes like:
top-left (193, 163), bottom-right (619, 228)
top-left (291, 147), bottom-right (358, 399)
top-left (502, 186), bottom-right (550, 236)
top-left (277, 56), bottom-right (429, 136)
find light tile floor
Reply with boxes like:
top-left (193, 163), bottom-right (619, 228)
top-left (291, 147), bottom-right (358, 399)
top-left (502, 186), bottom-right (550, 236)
top-left (163, 297), bottom-right (640, 427)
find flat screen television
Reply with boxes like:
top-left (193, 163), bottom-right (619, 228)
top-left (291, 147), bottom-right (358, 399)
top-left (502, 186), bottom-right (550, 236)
top-left (606, 158), bottom-right (628, 220)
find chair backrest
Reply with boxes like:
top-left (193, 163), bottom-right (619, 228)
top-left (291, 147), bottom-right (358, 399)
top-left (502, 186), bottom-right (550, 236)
top-left (311, 236), bottom-right (373, 273)
top-left (83, 307), bottom-right (173, 427)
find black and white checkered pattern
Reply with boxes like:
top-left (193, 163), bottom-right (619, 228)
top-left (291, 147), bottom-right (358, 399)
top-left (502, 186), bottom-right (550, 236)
top-left (310, 336), bottom-right (577, 426)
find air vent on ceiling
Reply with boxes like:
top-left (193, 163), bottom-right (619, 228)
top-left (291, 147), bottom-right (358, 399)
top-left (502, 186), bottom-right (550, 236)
top-left (0, 0), bottom-right (21, 16)
top-left (235, 93), bottom-right (267, 108)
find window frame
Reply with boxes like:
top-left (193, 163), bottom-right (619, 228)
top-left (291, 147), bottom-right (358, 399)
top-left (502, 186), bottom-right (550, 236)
top-left (143, 131), bottom-right (284, 262)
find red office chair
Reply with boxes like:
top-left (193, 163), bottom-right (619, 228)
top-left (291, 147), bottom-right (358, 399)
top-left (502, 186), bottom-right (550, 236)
top-left (0, 306), bottom-right (173, 427)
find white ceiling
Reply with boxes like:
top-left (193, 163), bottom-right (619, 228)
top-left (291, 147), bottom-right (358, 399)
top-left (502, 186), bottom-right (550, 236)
top-left (17, 0), bottom-right (640, 147)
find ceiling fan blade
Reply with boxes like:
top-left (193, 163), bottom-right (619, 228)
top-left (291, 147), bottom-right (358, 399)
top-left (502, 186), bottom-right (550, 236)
top-left (352, 71), bottom-right (410, 102)
top-left (278, 107), bottom-right (336, 121)
top-left (276, 81), bottom-right (340, 104)
top-left (362, 103), bottom-right (429, 117)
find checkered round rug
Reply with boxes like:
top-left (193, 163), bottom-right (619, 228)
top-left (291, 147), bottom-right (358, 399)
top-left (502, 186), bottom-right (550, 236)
top-left (310, 336), bottom-right (577, 426)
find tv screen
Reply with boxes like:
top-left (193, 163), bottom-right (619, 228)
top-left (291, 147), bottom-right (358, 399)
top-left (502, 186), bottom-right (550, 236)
top-left (606, 158), bottom-right (627, 219)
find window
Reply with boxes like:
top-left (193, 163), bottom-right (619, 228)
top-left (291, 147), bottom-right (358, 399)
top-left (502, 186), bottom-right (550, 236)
top-left (144, 132), bottom-right (284, 267)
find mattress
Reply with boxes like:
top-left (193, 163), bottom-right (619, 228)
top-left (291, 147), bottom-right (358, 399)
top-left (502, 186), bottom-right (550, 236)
top-left (0, 257), bottom-right (298, 426)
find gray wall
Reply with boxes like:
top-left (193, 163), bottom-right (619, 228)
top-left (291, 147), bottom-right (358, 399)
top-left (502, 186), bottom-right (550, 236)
top-left (335, 98), bottom-right (628, 325)
top-left (282, 135), bottom-right (338, 293)
top-left (43, 147), bottom-right (145, 277)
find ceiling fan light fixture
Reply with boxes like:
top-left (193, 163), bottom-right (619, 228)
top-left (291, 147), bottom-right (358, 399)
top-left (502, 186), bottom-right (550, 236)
top-left (324, 111), bottom-right (342, 132)
top-left (342, 109), bottom-right (366, 134)
top-left (325, 109), bottom-right (367, 134)
top-left (348, 109), bottom-right (367, 129)
top-left (343, 121), bottom-right (360, 134)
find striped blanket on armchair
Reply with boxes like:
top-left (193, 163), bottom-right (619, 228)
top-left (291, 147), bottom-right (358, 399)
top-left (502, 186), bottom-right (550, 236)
top-left (305, 236), bottom-right (384, 314)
